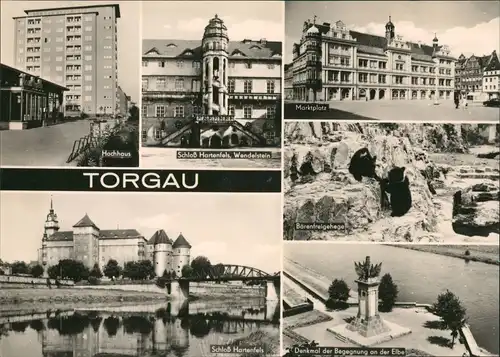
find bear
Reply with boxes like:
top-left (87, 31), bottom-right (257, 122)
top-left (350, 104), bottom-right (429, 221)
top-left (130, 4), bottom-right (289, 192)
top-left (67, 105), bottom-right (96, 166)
top-left (381, 166), bottom-right (412, 217)
top-left (348, 148), bottom-right (379, 182)
top-left (298, 152), bottom-right (317, 176)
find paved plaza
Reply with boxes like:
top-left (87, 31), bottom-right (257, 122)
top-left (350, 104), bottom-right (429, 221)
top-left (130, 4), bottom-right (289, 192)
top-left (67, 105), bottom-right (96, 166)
top-left (0, 120), bottom-right (90, 166)
top-left (285, 100), bottom-right (500, 122)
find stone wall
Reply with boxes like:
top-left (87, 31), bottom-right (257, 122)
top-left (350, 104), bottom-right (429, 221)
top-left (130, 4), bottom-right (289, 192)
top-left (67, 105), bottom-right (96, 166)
top-left (190, 282), bottom-right (265, 297)
top-left (72, 283), bottom-right (165, 294)
top-left (0, 275), bottom-right (74, 288)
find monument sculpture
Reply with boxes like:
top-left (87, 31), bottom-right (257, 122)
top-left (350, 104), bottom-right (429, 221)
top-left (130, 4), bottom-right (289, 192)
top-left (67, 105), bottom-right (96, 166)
top-left (327, 256), bottom-right (411, 346)
top-left (346, 256), bottom-right (391, 337)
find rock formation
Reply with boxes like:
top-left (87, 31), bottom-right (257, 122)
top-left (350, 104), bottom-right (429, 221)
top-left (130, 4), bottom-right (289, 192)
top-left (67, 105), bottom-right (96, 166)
top-left (452, 181), bottom-right (500, 237)
top-left (283, 122), bottom-right (498, 242)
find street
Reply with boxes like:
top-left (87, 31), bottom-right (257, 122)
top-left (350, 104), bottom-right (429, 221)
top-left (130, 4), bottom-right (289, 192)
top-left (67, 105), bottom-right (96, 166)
top-left (285, 100), bottom-right (500, 122)
top-left (0, 120), bottom-right (91, 166)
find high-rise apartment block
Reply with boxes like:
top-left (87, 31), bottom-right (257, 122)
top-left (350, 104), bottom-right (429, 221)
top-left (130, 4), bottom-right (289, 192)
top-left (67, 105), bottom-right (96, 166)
top-left (13, 4), bottom-right (120, 116)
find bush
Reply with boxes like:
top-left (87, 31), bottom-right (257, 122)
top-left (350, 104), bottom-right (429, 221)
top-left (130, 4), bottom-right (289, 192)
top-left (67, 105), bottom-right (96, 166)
top-left (87, 276), bottom-right (100, 285)
top-left (30, 264), bottom-right (44, 278)
top-left (328, 279), bottom-right (350, 302)
top-left (89, 264), bottom-right (103, 279)
top-left (325, 298), bottom-right (349, 310)
top-left (379, 273), bottom-right (399, 312)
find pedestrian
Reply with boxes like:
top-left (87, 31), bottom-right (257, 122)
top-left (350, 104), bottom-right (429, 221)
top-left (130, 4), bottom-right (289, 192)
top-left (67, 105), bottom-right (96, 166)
top-left (454, 94), bottom-right (459, 109)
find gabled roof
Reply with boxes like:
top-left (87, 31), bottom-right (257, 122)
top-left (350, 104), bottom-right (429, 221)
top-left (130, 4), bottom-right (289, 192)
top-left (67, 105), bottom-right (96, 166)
top-left (46, 231), bottom-right (73, 241)
top-left (300, 22), bottom-right (454, 61)
top-left (73, 214), bottom-right (99, 229)
top-left (172, 233), bottom-right (191, 248)
top-left (100, 229), bottom-right (143, 240)
top-left (148, 229), bottom-right (172, 245)
top-left (484, 51), bottom-right (500, 72)
top-left (142, 39), bottom-right (282, 60)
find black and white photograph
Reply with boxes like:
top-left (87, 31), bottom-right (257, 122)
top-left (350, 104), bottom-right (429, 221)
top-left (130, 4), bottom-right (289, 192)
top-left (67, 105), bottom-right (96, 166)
top-left (283, 1), bottom-right (500, 121)
top-left (0, 191), bottom-right (281, 357)
top-left (282, 243), bottom-right (499, 357)
top-left (283, 122), bottom-right (500, 242)
top-left (0, 1), bottom-right (140, 167)
top-left (140, 1), bottom-right (283, 169)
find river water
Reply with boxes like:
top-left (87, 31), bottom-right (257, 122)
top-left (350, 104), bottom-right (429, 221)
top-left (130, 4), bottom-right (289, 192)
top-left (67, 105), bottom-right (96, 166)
top-left (0, 300), bottom-right (279, 357)
top-left (285, 244), bottom-right (499, 355)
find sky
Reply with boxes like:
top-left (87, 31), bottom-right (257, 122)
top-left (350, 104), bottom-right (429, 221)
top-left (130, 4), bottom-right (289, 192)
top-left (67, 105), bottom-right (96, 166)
top-left (142, 1), bottom-right (283, 41)
top-left (0, 192), bottom-right (282, 273)
top-left (0, 0), bottom-right (140, 102)
top-left (285, 1), bottom-right (500, 63)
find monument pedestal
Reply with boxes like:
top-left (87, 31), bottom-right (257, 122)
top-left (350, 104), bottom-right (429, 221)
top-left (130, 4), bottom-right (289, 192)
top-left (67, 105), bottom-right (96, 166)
top-left (346, 314), bottom-right (391, 337)
top-left (327, 256), bottom-right (411, 346)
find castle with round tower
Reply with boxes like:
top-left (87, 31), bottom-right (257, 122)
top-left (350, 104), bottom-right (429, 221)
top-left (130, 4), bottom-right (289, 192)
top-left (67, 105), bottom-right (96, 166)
top-left (146, 229), bottom-right (191, 277)
top-left (38, 198), bottom-right (191, 277)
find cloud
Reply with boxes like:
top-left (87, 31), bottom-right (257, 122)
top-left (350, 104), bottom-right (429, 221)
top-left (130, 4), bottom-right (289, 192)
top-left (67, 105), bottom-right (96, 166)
top-left (175, 18), bottom-right (283, 41)
top-left (351, 17), bottom-right (500, 57)
top-left (163, 24), bottom-right (172, 29)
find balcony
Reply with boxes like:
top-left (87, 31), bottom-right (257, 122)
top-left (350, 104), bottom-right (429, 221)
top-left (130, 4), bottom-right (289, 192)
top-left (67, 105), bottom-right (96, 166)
top-left (325, 79), bottom-right (352, 85)
top-left (142, 90), bottom-right (199, 101)
top-left (66, 67), bottom-right (82, 73)
top-left (306, 60), bottom-right (322, 68)
top-left (228, 92), bottom-right (280, 101)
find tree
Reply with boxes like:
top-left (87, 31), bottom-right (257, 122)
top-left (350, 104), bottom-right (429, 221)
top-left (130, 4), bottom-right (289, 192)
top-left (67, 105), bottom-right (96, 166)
top-left (191, 256), bottom-right (211, 277)
top-left (181, 264), bottom-right (193, 278)
top-left (128, 104), bottom-right (139, 122)
top-left (57, 259), bottom-right (90, 282)
top-left (89, 263), bottom-right (103, 279)
top-left (47, 265), bottom-right (59, 279)
top-left (328, 279), bottom-right (350, 302)
top-left (11, 261), bottom-right (30, 275)
top-left (378, 273), bottom-right (398, 311)
top-left (433, 290), bottom-right (468, 347)
top-left (123, 260), bottom-right (154, 280)
top-left (103, 259), bottom-right (122, 280)
top-left (30, 264), bottom-right (44, 278)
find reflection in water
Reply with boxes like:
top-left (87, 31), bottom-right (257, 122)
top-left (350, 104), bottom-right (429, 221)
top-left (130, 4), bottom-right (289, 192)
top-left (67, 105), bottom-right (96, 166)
top-left (0, 301), bottom-right (279, 357)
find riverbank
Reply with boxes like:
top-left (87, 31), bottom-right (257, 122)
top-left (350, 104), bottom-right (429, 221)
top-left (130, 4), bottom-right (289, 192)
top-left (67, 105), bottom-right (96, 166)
top-left (387, 245), bottom-right (499, 265)
top-left (0, 288), bottom-right (166, 317)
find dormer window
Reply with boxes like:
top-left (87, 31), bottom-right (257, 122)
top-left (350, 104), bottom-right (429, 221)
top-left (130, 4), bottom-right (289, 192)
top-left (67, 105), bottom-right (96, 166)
top-left (166, 43), bottom-right (177, 48)
top-left (249, 45), bottom-right (261, 50)
top-left (184, 51), bottom-right (192, 56)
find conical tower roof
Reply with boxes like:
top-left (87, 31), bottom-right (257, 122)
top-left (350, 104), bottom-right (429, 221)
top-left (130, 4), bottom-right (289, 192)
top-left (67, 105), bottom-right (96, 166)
top-left (148, 229), bottom-right (172, 245)
top-left (173, 233), bottom-right (191, 248)
top-left (73, 214), bottom-right (99, 229)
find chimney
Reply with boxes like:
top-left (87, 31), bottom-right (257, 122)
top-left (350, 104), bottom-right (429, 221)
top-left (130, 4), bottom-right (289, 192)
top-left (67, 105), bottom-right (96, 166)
top-left (260, 38), bottom-right (267, 45)
top-left (417, 40), bottom-right (421, 47)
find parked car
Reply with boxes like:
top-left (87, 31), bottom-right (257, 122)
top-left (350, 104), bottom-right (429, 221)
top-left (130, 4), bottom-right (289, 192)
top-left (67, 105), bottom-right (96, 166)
top-left (483, 98), bottom-right (500, 107)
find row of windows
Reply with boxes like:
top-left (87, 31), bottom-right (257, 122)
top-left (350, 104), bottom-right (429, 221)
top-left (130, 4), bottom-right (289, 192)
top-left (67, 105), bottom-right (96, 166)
top-left (142, 78), bottom-right (276, 94)
top-left (143, 105), bottom-right (276, 119)
top-left (143, 60), bottom-right (277, 70)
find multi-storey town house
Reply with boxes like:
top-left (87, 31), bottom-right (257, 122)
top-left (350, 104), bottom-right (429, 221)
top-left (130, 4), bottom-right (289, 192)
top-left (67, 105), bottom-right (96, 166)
top-left (290, 17), bottom-right (457, 102)
top-left (456, 52), bottom-right (497, 101)
top-left (482, 50), bottom-right (500, 100)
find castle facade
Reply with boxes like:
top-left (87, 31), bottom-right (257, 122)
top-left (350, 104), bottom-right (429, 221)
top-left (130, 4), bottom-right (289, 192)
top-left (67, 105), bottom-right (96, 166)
top-left (38, 199), bottom-right (191, 277)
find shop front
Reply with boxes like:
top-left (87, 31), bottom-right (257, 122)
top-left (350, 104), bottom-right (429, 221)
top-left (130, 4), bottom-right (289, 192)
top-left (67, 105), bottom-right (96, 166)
top-left (0, 63), bottom-right (67, 130)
